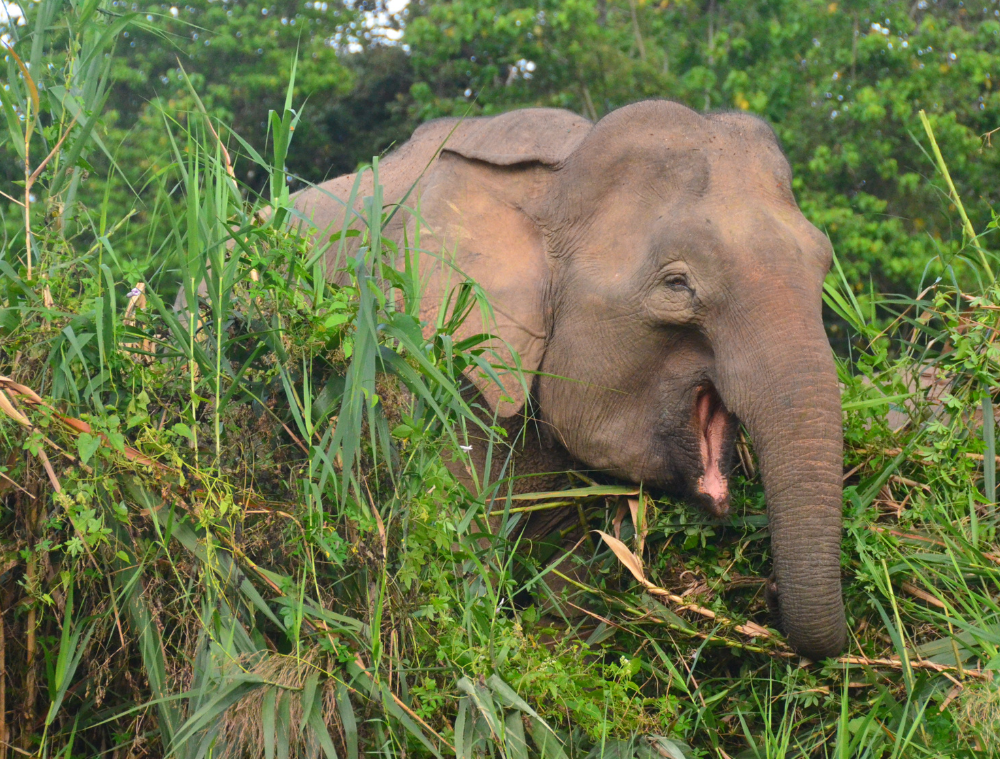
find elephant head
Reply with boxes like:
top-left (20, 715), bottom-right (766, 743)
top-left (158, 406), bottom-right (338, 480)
top-left (297, 101), bottom-right (847, 659)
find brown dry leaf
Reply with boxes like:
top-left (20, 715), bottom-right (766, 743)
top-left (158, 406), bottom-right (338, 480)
top-left (55, 414), bottom-right (90, 434)
top-left (123, 284), bottom-right (159, 364)
top-left (0, 388), bottom-right (31, 427)
top-left (373, 506), bottom-right (387, 560)
top-left (734, 621), bottom-right (771, 638)
top-left (594, 530), bottom-right (653, 589)
top-left (123, 282), bottom-right (146, 326)
top-left (2, 375), bottom-right (165, 471)
top-left (595, 531), bottom-right (787, 646)
top-left (939, 683), bottom-right (963, 713)
top-left (6, 380), bottom-right (43, 403)
top-left (627, 496), bottom-right (648, 556)
top-left (900, 581), bottom-right (946, 609)
top-left (36, 449), bottom-right (62, 493)
top-left (612, 500), bottom-right (629, 540)
top-left (0, 467), bottom-right (33, 499)
top-left (836, 654), bottom-right (987, 678)
top-left (597, 534), bottom-right (976, 666)
top-left (122, 283), bottom-right (146, 359)
top-left (736, 429), bottom-right (756, 479)
top-left (119, 444), bottom-right (160, 469)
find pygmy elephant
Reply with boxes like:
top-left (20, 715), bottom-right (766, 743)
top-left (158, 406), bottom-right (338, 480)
top-left (287, 100), bottom-right (847, 660)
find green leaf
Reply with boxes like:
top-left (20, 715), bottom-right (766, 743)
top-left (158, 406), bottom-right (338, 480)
top-left (307, 699), bottom-right (341, 759)
top-left (335, 685), bottom-right (358, 759)
top-left (841, 393), bottom-right (911, 411)
top-left (391, 423), bottom-right (414, 439)
top-left (263, 687), bottom-right (277, 759)
top-left (300, 671), bottom-right (320, 735)
top-left (171, 423), bottom-right (195, 440)
top-left (528, 717), bottom-right (569, 759)
top-left (510, 485), bottom-right (640, 501)
top-left (644, 736), bottom-right (694, 759)
top-left (76, 432), bottom-right (100, 465)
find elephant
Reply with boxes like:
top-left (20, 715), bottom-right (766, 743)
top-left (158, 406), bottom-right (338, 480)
top-left (235, 101), bottom-right (848, 659)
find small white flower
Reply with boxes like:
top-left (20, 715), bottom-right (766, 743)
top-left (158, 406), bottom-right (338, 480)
top-left (459, 445), bottom-right (473, 452)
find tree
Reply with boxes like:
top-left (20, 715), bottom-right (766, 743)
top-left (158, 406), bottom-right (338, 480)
top-left (400, 0), bottom-right (1000, 293)
top-left (3, 0), bottom-right (998, 294)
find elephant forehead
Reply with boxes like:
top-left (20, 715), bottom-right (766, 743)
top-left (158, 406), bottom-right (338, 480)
top-left (565, 142), bottom-right (792, 220)
top-left (710, 154), bottom-right (796, 210)
top-left (643, 200), bottom-right (829, 285)
top-left (578, 102), bottom-right (789, 184)
top-left (558, 149), bottom-right (711, 224)
top-left (704, 128), bottom-right (796, 201)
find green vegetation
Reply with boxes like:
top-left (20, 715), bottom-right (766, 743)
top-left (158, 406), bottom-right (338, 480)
top-left (6, 0), bottom-right (1000, 293)
top-left (2, 0), bottom-right (1000, 757)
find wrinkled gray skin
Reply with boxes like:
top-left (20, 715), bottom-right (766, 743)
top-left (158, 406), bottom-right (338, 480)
top-left (259, 101), bottom-right (846, 659)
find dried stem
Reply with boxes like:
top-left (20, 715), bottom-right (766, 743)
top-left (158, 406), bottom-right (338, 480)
top-left (22, 484), bottom-right (38, 751)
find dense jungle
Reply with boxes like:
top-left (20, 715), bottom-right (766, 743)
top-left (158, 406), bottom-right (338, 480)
top-left (2, 0), bottom-right (1000, 756)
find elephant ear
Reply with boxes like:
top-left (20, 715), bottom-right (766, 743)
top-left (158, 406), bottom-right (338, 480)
top-left (418, 109), bottom-right (592, 417)
top-left (443, 108), bottom-right (593, 166)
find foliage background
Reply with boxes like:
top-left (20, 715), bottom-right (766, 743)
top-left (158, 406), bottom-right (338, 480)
top-left (2, 0), bottom-right (1000, 757)
top-left (4, 0), bottom-right (1000, 293)
top-left (5, 0), bottom-right (1000, 284)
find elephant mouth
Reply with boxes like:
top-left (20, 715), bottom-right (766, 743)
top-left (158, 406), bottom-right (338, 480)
top-left (694, 386), bottom-right (732, 517)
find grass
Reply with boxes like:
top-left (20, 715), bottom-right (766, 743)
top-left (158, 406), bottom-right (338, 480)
top-left (2, 2), bottom-right (1000, 757)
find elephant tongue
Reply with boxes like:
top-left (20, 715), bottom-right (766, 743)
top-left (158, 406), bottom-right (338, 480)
top-left (696, 389), bottom-right (730, 516)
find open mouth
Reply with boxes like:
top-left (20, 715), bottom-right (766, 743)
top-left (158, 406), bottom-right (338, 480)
top-left (695, 385), bottom-right (731, 517)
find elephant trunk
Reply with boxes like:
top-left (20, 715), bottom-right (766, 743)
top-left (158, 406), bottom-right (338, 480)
top-left (714, 304), bottom-right (847, 660)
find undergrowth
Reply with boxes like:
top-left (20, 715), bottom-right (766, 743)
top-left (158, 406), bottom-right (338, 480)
top-left (2, 1), bottom-right (1000, 757)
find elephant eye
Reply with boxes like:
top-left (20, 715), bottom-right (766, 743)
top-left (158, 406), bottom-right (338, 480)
top-left (663, 273), bottom-right (691, 292)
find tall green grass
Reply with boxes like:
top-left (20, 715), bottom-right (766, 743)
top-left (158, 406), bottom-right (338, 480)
top-left (2, 1), bottom-right (1000, 757)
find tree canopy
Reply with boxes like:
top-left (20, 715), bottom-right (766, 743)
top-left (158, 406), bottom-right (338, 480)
top-left (3, 0), bottom-right (999, 292)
